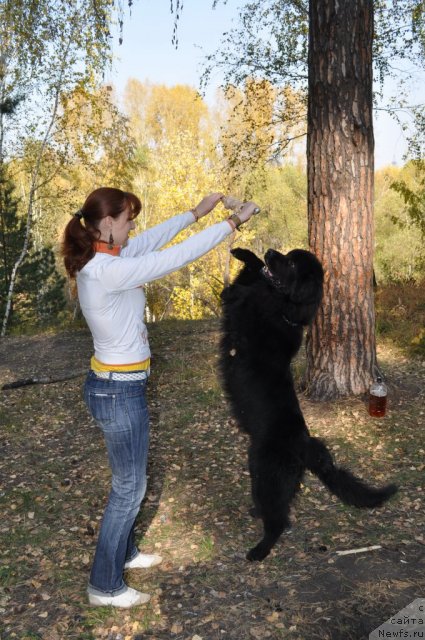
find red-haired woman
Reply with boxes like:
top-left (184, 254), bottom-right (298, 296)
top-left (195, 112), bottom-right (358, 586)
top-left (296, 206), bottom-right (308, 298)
top-left (62, 187), bottom-right (258, 608)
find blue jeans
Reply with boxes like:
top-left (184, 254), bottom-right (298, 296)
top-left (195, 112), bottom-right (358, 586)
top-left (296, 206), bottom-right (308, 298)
top-left (84, 370), bottom-right (150, 595)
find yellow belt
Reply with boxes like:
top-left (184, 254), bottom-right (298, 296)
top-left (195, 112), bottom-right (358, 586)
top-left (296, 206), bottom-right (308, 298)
top-left (91, 356), bottom-right (151, 372)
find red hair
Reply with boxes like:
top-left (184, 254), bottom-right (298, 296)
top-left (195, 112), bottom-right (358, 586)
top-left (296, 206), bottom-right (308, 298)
top-left (62, 187), bottom-right (141, 278)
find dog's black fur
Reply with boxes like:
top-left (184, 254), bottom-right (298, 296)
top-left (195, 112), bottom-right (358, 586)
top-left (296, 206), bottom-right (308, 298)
top-left (219, 247), bottom-right (397, 561)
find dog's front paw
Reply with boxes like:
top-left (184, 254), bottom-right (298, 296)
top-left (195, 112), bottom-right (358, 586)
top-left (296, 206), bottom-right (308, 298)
top-left (231, 248), bottom-right (264, 270)
top-left (230, 247), bottom-right (251, 261)
top-left (246, 544), bottom-right (270, 562)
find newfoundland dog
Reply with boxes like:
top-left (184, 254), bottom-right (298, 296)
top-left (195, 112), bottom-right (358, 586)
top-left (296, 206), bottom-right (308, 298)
top-left (219, 247), bottom-right (397, 561)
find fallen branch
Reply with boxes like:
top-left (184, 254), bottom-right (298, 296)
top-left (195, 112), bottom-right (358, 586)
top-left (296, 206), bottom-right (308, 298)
top-left (335, 545), bottom-right (382, 556)
top-left (2, 369), bottom-right (87, 390)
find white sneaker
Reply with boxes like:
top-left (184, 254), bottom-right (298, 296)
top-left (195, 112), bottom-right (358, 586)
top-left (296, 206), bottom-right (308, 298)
top-left (124, 552), bottom-right (163, 569)
top-left (88, 585), bottom-right (150, 608)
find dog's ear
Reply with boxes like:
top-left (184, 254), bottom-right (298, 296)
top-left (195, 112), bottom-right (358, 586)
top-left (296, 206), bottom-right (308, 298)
top-left (290, 277), bottom-right (323, 306)
top-left (231, 248), bottom-right (264, 271)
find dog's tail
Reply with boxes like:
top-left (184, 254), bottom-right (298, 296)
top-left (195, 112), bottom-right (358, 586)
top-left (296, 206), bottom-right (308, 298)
top-left (305, 436), bottom-right (397, 508)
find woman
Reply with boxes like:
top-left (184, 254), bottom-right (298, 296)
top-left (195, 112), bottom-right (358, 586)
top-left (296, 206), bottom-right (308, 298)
top-left (62, 187), bottom-right (258, 608)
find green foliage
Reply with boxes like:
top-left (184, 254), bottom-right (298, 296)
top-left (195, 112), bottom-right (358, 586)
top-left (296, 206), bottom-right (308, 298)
top-left (231, 162), bottom-right (424, 287)
top-left (373, 1), bottom-right (425, 86)
top-left (236, 163), bottom-right (308, 256)
top-left (411, 327), bottom-right (425, 354)
top-left (0, 0), bottom-right (137, 334)
top-left (412, 0), bottom-right (425, 55)
top-left (235, 162), bottom-right (423, 288)
top-left (0, 163), bottom-right (25, 309)
top-left (3, 66), bottom-right (423, 330)
top-left (217, 81), bottom-right (306, 180)
top-left (201, 1), bottom-right (309, 91)
top-left (0, 0), bottom-right (125, 160)
top-left (32, 85), bottom-right (138, 233)
top-left (203, 0), bottom-right (425, 160)
top-left (375, 279), bottom-right (425, 355)
top-left (371, 165), bottom-right (424, 283)
top-left (390, 160), bottom-right (425, 240)
top-left (0, 163), bottom-right (65, 329)
top-left (14, 246), bottom-right (66, 328)
top-left (123, 81), bottom-right (225, 320)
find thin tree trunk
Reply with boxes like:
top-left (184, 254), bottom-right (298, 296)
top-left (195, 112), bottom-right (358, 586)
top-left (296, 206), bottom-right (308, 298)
top-left (305, 0), bottom-right (377, 399)
top-left (223, 235), bottom-right (234, 288)
top-left (0, 196), bottom-right (9, 293)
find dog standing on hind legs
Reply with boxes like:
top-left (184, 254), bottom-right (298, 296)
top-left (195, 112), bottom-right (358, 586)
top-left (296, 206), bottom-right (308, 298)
top-left (219, 247), bottom-right (398, 561)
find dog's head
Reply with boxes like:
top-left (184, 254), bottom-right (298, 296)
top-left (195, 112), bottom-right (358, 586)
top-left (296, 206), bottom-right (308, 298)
top-left (262, 248), bottom-right (323, 315)
top-left (227, 247), bottom-right (323, 326)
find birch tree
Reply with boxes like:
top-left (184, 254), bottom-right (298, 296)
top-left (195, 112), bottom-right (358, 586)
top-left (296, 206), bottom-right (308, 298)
top-left (0, 0), bottom-right (131, 335)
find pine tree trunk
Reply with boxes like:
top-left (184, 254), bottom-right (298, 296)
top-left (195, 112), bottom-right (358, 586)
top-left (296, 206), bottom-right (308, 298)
top-left (305, 0), bottom-right (377, 399)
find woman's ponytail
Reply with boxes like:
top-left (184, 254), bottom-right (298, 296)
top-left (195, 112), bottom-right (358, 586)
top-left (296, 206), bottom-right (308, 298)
top-left (62, 214), bottom-right (98, 278)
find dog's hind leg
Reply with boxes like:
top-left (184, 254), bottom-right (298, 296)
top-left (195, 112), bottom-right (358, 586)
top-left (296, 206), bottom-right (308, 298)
top-left (246, 455), bottom-right (301, 561)
top-left (246, 508), bottom-right (291, 561)
top-left (248, 445), bottom-right (262, 519)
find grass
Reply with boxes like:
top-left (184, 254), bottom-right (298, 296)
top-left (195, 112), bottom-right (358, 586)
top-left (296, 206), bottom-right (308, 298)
top-left (375, 279), bottom-right (425, 355)
top-left (0, 292), bottom-right (424, 639)
top-left (196, 535), bottom-right (216, 562)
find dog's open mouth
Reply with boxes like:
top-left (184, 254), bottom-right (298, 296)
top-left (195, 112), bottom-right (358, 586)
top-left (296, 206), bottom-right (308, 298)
top-left (261, 265), bottom-right (288, 292)
top-left (262, 265), bottom-right (281, 287)
top-left (261, 266), bottom-right (273, 278)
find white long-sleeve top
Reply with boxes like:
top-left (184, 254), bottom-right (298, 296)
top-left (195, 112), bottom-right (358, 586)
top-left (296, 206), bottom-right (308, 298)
top-left (77, 211), bottom-right (232, 365)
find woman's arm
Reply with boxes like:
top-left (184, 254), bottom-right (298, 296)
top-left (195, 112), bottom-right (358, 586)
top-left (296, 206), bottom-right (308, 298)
top-left (121, 193), bottom-right (225, 257)
top-left (120, 211), bottom-right (195, 257)
top-left (99, 220), bottom-right (234, 291)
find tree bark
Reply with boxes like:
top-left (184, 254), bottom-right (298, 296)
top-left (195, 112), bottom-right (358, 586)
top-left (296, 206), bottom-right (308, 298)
top-left (305, 0), bottom-right (377, 399)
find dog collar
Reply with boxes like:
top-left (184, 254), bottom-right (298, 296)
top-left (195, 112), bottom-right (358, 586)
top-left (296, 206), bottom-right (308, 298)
top-left (261, 267), bottom-right (302, 327)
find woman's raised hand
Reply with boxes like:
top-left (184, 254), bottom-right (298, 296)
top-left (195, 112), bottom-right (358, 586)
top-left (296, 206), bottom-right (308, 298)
top-left (237, 201), bottom-right (261, 224)
top-left (193, 193), bottom-right (224, 219)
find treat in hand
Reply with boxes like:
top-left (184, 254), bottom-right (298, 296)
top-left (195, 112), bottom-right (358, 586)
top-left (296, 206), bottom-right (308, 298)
top-left (222, 195), bottom-right (243, 211)
top-left (222, 195), bottom-right (261, 215)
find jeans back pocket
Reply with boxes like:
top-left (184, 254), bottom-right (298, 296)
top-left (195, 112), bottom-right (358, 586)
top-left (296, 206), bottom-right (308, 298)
top-left (87, 392), bottom-right (116, 427)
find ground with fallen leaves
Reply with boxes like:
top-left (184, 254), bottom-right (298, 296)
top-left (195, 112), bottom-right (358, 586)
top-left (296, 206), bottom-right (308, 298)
top-left (0, 318), bottom-right (424, 640)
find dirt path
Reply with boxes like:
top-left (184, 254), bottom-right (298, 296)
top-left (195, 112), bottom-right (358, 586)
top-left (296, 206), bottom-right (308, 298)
top-left (0, 320), bottom-right (424, 640)
top-left (0, 329), bottom-right (93, 385)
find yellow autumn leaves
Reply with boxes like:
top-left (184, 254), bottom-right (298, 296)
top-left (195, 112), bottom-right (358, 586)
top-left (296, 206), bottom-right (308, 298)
top-left (118, 79), bottom-right (308, 319)
top-left (14, 76), bottom-right (419, 322)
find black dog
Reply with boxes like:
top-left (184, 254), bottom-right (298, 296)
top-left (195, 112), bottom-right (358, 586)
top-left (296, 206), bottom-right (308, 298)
top-left (219, 247), bottom-right (397, 561)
